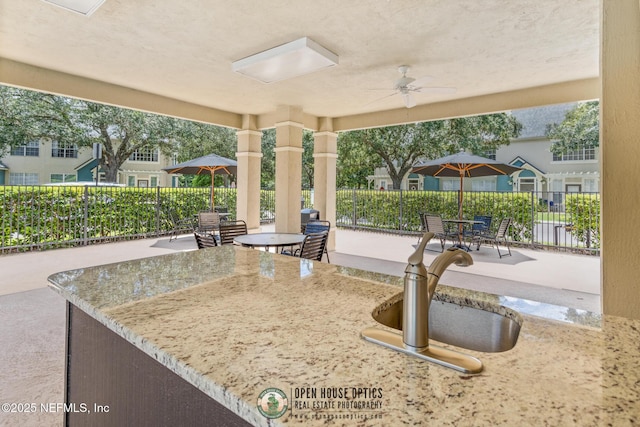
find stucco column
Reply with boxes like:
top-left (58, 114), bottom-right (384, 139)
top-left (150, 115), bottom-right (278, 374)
top-left (274, 109), bottom-right (304, 233)
top-left (236, 115), bottom-right (262, 232)
top-left (600, 0), bottom-right (640, 319)
top-left (313, 119), bottom-right (338, 251)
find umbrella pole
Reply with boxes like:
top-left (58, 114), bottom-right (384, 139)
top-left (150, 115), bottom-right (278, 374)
top-left (210, 170), bottom-right (215, 211)
top-left (458, 172), bottom-right (464, 243)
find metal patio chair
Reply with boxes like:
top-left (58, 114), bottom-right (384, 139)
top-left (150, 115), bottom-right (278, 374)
top-left (218, 220), bottom-right (248, 245)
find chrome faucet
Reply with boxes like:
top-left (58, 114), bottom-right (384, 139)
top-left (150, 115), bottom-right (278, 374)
top-left (361, 231), bottom-right (483, 373)
top-left (403, 232), bottom-right (473, 350)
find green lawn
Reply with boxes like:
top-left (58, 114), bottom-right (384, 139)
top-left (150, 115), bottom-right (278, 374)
top-left (536, 212), bottom-right (568, 222)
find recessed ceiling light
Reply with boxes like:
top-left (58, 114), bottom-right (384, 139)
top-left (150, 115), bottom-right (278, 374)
top-left (41, 0), bottom-right (106, 16)
top-left (232, 37), bottom-right (338, 84)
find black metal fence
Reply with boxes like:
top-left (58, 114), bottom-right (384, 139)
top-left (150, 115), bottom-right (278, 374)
top-left (335, 189), bottom-right (600, 254)
top-left (0, 185), bottom-right (600, 254)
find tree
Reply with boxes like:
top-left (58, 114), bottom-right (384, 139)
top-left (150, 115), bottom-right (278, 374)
top-left (172, 121), bottom-right (238, 188)
top-left (0, 85), bottom-right (236, 184)
top-left (546, 101), bottom-right (599, 155)
top-left (338, 113), bottom-right (521, 190)
top-left (336, 131), bottom-right (380, 188)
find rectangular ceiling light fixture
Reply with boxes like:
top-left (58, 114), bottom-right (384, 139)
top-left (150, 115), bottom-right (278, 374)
top-left (232, 37), bottom-right (338, 84)
top-left (41, 0), bottom-right (106, 16)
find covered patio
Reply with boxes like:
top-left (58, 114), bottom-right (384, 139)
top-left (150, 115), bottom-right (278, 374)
top-left (0, 0), bottom-right (637, 319)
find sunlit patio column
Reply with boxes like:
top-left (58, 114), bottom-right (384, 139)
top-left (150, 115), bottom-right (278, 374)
top-left (236, 115), bottom-right (262, 232)
top-left (600, 0), bottom-right (640, 319)
top-left (274, 107), bottom-right (303, 233)
top-left (313, 118), bottom-right (337, 251)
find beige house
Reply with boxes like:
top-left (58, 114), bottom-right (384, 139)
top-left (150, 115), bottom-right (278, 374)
top-left (0, 139), bottom-right (174, 187)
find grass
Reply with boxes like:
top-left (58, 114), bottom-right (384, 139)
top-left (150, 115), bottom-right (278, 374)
top-left (536, 212), bottom-right (568, 222)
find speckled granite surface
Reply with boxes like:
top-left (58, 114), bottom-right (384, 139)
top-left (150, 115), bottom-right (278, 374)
top-left (48, 246), bottom-right (640, 426)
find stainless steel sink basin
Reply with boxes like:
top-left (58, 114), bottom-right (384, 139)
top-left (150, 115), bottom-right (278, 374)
top-left (372, 296), bottom-right (522, 353)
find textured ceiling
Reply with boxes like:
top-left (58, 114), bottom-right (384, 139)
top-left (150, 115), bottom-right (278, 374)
top-left (0, 0), bottom-right (599, 121)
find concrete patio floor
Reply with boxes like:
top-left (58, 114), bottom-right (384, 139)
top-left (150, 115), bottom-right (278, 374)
top-left (0, 227), bottom-right (600, 426)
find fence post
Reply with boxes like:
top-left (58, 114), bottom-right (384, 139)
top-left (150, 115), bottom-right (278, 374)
top-left (530, 191), bottom-right (535, 245)
top-left (156, 186), bottom-right (161, 237)
top-left (352, 188), bottom-right (357, 228)
top-left (398, 189), bottom-right (403, 231)
top-left (83, 186), bottom-right (89, 246)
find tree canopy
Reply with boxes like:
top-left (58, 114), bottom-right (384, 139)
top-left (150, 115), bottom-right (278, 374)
top-left (0, 85), bottom-right (237, 183)
top-left (338, 113), bottom-right (522, 189)
top-left (545, 100), bottom-right (599, 155)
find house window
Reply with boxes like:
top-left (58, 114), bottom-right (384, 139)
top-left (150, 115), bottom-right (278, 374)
top-left (129, 148), bottom-right (159, 162)
top-left (518, 178), bottom-right (536, 192)
top-left (9, 172), bottom-right (39, 185)
top-left (150, 176), bottom-right (158, 187)
top-left (472, 178), bottom-right (496, 191)
top-left (51, 141), bottom-right (78, 158)
top-left (127, 176), bottom-right (136, 187)
top-left (10, 141), bottom-right (40, 156)
top-left (482, 148), bottom-right (496, 160)
top-left (552, 145), bottom-right (596, 161)
top-left (583, 179), bottom-right (598, 192)
top-left (50, 173), bottom-right (77, 183)
top-left (442, 179), bottom-right (460, 191)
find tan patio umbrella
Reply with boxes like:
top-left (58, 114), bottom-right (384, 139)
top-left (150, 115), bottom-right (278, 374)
top-left (411, 151), bottom-right (521, 232)
top-left (163, 153), bottom-right (237, 210)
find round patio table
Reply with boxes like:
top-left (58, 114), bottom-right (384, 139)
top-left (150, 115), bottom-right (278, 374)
top-left (233, 232), bottom-right (306, 253)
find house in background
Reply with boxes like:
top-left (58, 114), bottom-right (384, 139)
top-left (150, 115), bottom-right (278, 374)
top-left (0, 139), bottom-right (175, 187)
top-left (367, 102), bottom-right (600, 200)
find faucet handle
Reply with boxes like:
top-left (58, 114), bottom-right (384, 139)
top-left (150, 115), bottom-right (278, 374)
top-left (408, 232), bottom-right (434, 266)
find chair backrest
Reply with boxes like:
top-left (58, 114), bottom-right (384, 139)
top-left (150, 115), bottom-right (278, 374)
top-left (194, 232), bottom-right (217, 249)
top-left (472, 215), bottom-right (492, 232)
top-left (495, 217), bottom-right (512, 238)
top-left (298, 231), bottom-right (328, 261)
top-left (303, 220), bottom-right (330, 235)
top-left (424, 214), bottom-right (446, 235)
top-left (218, 220), bottom-right (248, 245)
top-left (198, 212), bottom-right (220, 232)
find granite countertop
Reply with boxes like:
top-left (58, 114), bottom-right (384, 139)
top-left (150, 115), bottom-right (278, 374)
top-left (48, 246), bottom-right (640, 426)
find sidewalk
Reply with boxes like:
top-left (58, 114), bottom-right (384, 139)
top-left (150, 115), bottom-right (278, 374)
top-left (0, 225), bottom-right (600, 310)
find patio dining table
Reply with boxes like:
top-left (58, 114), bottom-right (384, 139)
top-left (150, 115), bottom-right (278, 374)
top-left (443, 219), bottom-right (484, 251)
top-left (233, 232), bottom-right (306, 253)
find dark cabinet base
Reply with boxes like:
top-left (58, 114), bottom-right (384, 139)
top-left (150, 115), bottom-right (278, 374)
top-left (65, 303), bottom-right (251, 426)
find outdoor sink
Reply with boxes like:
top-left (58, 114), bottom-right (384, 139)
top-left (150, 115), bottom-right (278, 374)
top-left (371, 295), bottom-right (522, 353)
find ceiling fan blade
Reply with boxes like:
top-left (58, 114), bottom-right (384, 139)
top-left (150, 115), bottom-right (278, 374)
top-left (409, 75), bottom-right (434, 87)
top-left (365, 91), bottom-right (398, 106)
top-left (414, 86), bottom-right (457, 94)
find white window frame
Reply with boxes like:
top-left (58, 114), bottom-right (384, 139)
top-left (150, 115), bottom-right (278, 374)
top-left (9, 172), bottom-right (39, 185)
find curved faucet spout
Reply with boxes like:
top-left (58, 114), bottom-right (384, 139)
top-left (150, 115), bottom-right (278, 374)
top-left (426, 248), bottom-right (473, 301)
top-left (403, 238), bottom-right (473, 350)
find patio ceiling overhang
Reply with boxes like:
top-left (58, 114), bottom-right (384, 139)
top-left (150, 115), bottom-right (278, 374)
top-left (0, 0), bottom-right (600, 131)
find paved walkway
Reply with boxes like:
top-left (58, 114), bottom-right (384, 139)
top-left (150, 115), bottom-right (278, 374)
top-left (0, 227), bottom-right (600, 427)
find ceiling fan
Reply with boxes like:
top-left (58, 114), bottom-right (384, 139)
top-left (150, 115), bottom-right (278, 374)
top-left (373, 65), bottom-right (456, 108)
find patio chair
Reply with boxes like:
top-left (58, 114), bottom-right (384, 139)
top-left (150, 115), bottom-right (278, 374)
top-left (218, 220), bottom-right (248, 245)
top-left (420, 213), bottom-right (456, 252)
top-left (287, 231), bottom-right (328, 261)
top-left (464, 215), bottom-right (492, 250)
top-left (196, 212), bottom-right (221, 236)
top-left (168, 209), bottom-right (196, 242)
top-left (193, 231), bottom-right (218, 249)
top-left (477, 217), bottom-right (513, 258)
top-left (301, 220), bottom-right (331, 262)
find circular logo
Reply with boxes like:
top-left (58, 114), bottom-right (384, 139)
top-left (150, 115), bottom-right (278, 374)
top-left (257, 388), bottom-right (288, 419)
